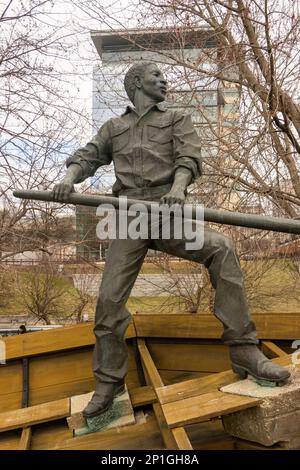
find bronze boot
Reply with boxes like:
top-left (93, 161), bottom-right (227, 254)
top-left (230, 344), bottom-right (290, 383)
top-left (83, 380), bottom-right (125, 418)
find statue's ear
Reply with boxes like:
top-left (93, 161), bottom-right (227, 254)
top-left (135, 75), bottom-right (142, 89)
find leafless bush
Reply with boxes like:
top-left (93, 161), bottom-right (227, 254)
top-left (17, 261), bottom-right (67, 324)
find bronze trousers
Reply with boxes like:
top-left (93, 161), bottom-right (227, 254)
top-left (92, 213), bottom-right (258, 384)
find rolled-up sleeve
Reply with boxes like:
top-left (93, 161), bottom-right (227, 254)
top-left (172, 111), bottom-right (202, 183)
top-left (66, 122), bottom-right (112, 183)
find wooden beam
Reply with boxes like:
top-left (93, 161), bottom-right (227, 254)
top-left (261, 341), bottom-right (288, 359)
top-left (0, 434), bottom-right (21, 450)
top-left (147, 341), bottom-right (231, 373)
top-left (162, 391), bottom-right (260, 428)
top-left (2, 313), bottom-right (299, 363)
top-left (156, 354), bottom-right (300, 404)
top-left (0, 398), bottom-right (70, 432)
top-left (135, 315), bottom-right (222, 339)
top-left (133, 314), bottom-right (300, 340)
top-left (19, 427), bottom-right (32, 450)
top-left (156, 370), bottom-right (238, 405)
top-left (159, 370), bottom-right (211, 385)
top-left (46, 414), bottom-right (164, 450)
top-left (172, 427), bottom-right (193, 450)
top-left (2, 322), bottom-right (136, 361)
top-left (2, 314), bottom-right (297, 362)
top-left (137, 340), bottom-right (164, 388)
top-left (274, 354), bottom-right (299, 368)
top-left (137, 339), bottom-right (192, 450)
top-left (157, 353), bottom-right (298, 407)
top-left (129, 385), bottom-right (156, 408)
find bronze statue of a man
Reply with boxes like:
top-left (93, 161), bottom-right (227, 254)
top-left (53, 62), bottom-right (289, 417)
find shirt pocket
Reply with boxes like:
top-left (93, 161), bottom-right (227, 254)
top-left (147, 118), bottom-right (173, 145)
top-left (111, 123), bottom-right (130, 152)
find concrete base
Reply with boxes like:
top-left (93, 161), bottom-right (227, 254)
top-left (67, 386), bottom-right (135, 437)
top-left (221, 366), bottom-right (300, 448)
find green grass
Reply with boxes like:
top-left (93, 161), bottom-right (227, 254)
top-left (1, 258), bottom-right (300, 318)
top-left (241, 259), bottom-right (300, 312)
top-left (0, 271), bottom-right (97, 318)
top-left (127, 296), bottom-right (191, 314)
top-left (140, 261), bottom-right (194, 274)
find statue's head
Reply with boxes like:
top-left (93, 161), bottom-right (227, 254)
top-left (124, 61), bottom-right (167, 105)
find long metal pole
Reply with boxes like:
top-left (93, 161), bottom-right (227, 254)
top-left (13, 189), bottom-right (300, 235)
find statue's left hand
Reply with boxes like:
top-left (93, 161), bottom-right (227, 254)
top-left (160, 188), bottom-right (186, 207)
top-left (52, 181), bottom-right (75, 202)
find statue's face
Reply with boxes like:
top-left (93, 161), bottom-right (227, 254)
top-left (138, 64), bottom-right (167, 102)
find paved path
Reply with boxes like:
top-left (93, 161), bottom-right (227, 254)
top-left (72, 273), bottom-right (203, 297)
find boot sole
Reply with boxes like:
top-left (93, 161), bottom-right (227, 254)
top-left (82, 384), bottom-right (125, 419)
top-left (231, 363), bottom-right (290, 384)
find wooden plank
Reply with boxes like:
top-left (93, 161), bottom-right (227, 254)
top-left (157, 370), bottom-right (238, 405)
top-left (0, 432), bottom-right (21, 450)
top-left (152, 402), bottom-right (179, 450)
top-left (19, 427), bottom-right (31, 450)
top-left (46, 414), bottom-right (164, 450)
top-left (157, 353), bottom-right (298, 406)
top-left (2, 313), bottom-right (299, 362)
top-left (261, 341), bottom-right (288, 359)
top-left (275, 355), bottom-right (296, 365)
top-left (137, 339), bottom-right (177, 449)
top-left (0, 393), bottom-right (23, 414)
top-left (29, 350), bottom-right (101, 389)
top-left (31, 422), bottom-right (72, 450)
top-left (0, 378), bottom-right (94, 413)
top-left (0, 398), bottom-right (70, 432)
top-left (2, 322), bottom-right (136, 360)
top-left (159, 370), bottom-right (211, 385)
top-left (133, 314), bottom-right (300, 340)
top-left (162, 391), bottom-right (260, 428)
top-left (0, 343), bottom-right (140, 411)
top-left (0, 370), bottom-right (141, 412)
top-left (129, 385), bottom-right (156, 407)
top-left (172, 427), bottom-right (193, 450)
top-left (137, 340), bottom-right (164, 388)
top-left (29, 415), bottom-right (162, 451)
top-left (148, 341), bottom-right (230, 373)
top-left (0, 361), bottom-right (23, 397)
top-left (137, 339), bottom-right (191, 450)
top-left (135, 314), bottom-right (222, 339)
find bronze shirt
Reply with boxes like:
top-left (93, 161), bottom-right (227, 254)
top-left (66, 102), bottom-right (202, 199)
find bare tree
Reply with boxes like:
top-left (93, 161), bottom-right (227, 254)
top-left (140, 255), bottom-right (211, 313)
top-left (48, 0), bottom-right (300, 313)
top-left (74, 0), bottom-right (300, 218)
top-left (0, 0), bottom-right (90, 262)
top-left (135, 0), bottom-right (300, 219)
top-left (0, 264), bottom-right (15, 309)
top-left (17, 261), bottom-right (67, 324)
top-left (69, 265), bottom-right (94, 322)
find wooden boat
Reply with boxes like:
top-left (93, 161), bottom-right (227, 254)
top-left (0, 312), bottom-right (299, 450)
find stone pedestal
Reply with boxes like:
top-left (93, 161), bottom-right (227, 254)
top-left (221, 366), bottom-right (300, 448)
top-left (67, 386), bottom-right (135, 437)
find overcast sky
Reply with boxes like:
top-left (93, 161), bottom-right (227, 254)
top-left (46, 0), bottom-right (139, 117)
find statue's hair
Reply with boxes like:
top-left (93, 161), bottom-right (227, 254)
top-left (124, 62), bottom-right (154, 104)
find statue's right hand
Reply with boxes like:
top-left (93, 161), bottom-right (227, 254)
top-left (52, 181), bottom-right (75, 203)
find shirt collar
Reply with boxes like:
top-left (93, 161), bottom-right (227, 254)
top-left (123, 101), bottom-right (167, 116)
